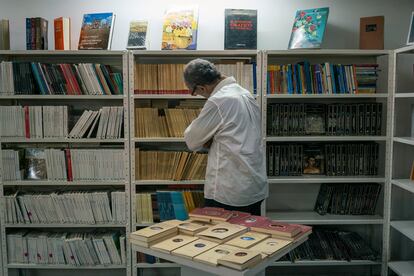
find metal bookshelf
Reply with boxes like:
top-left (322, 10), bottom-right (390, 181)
top-left (129, 50), bottom-right (262, 275)
top-left (387, 45), bottom-right (414, 276)
top-left (262, 49), bottom-right (391, 276)
top-left (0, 51), bottom-right (131, 276)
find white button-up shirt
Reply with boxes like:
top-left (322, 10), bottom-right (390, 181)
top-left (184, 77), bottom-right (268, 206)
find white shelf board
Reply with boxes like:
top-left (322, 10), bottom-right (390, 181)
top-left (133, 137), bottom-right (185, 143)
top-left (1, 138), bottom-right (126, 143)
top-left (268, 176), bottom-right (385, 184)
top-left (2, 180), bottom-right (126, 186)
top-left (5, 224), bottom-right (126, 228)
top-left (135, 263), bottom-right (180, 268)
top-left (395, 93), bottom-right (414, 98)
top-left (272, 260), bottom-right (381, 267)
top-left (0, 50), bottom-right (125, 56)
top-left (388, 261), bottom-right (414, 276)
top-left (267, 211), bottom-right (383, 225)
top-left (394, 45), bottom-right (414, 54)
top-left (132, 50), bottom-right (258, 57)
top-left (265, 93), bottom-right (388, 99)
top-left (266, 136), bottom-right (387, 142)
top-left (390, 221), bottom-right (414, 242)
top-left (133, 94), bottom-right (204, 99)
top-left (0, 95), bottom-right (124, 100)
top-left (7, 264), bottom-right (126, 269)
top-left (134, 180), bottom-right (204, 185)
top-left (266, 49), bottom-right (390, 56)
top-left (392, 179), bottom-right (414, 194)
top-left (393, 137), bottom-right (414, 146)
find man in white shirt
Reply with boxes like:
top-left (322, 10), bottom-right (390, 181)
top-left (183, 58), bottom-right (268, 215)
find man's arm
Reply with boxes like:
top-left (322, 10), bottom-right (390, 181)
top-left (184, 100), bottom-right (223, 151)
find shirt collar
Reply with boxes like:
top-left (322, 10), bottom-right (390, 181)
top-left (210, 77), bottom-right (237, 97)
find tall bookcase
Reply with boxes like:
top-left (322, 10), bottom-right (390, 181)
top-left (128, 50), bottom-right (261, 276)
top-left (261, 50), bottom-right (392, 276)
top-left (0, 51), bottom-right (131, 276)
top-left (388, 45), bottom-right (414, 276)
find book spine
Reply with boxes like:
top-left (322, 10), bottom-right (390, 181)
top-left (65, 149), bottom-right (73, 181)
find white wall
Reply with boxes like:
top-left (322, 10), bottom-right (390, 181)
top-left (0, 0), bottom-right (413, 51)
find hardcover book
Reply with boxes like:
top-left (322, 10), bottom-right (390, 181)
top-left (78, 12), bottom-right (115, 50)
top-left (161, 6), bottom-right (198, 50)
top-left (217, 249), bottom-right (262, 271)
top-left (127, 20), bottom-right (148, 49)
top-left (303, 144), bottom-right (325, 175)
top-left (172, 239), bottom-right (218, 259)
top-left (0, 19), bottom-right (10, 50)
top-left (225, 231), bottom-right (269, 249)
top-left (248, 237), bottom-right (292, 256)
top-left (227, 211), bottom-right (251, 223)
top-left (24, 148), bottom-right (47, 180)
top-left (228, 215), bottom-right (270, 227)
top-left (359, 16), bottom-right (384, 49)
top-left (151, 234), bottom-right (198, 253)
top-left (224, 9), bottom-right (257, 49)
top-left (288, 7), bottom-right (329, 49)
top-left (54, 17), bottom-right (71, 50)
top-left (196, 223), bottom-right (248, 243)
top-left (189, 207), bottom-right (233, 222)
top-left (194, 244), bottom-right (240, 266)
top-left (250, 220), bottom-right (302, 238)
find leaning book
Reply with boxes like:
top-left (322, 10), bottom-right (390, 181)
top-left (78, 12), bottom-right (115, 50)
top-left (224, 9), bottom-right (257, 50)
top-left (127, 20), bottom-right (148, 49)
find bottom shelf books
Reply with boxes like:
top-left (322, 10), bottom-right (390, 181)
top-left (7, 230), bottom-right (126, 266)
top-left (277, 229), bottom-right (379, 262)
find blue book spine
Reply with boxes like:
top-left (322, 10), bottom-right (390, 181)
top-left (287, 65), bottom-right (293, 94)
top-left (252, 62), bottom-right (257, 94)
top-left (170, 191), bottom-right (188, 220)
top-left (26, 18), bottom-right (31, 50)
top-left (156, 192), bottom-right (166, 221)
top-left (304, 61), bottom-right (312, 94)
top-left (266, 71), bottom-right (270, 95)
top-left (342, 65), bottom-right (349, 93)
top-left (337, 65), bottom-right (344, 93)
top-left (330, 64), bottom-right (337, 94)
top-left (30, 62), bottom-right (46, 94)
top-left (296, 64), bottom-right (303, 94)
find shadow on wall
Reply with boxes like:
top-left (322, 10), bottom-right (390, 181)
top-left (323, 23), bottom-right (357, 49)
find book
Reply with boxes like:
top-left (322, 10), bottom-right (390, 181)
top-left (0, 19), bottom-right (10, 50)
top-left (225, 231), bottom-right (269, 249)
top-left (288, 7), bottom-right (329, 49)
top-left (127, 20), bottom-right (148, 49)
top-left (359, 16), bottom-right (384, 49)
top-left (150, 234), bottom-right (198, 253)
top-left (177, 221), bottom-right (210, 236)
top-left (228, 215), bottom-right (270, 227)
top-left (303, 144), bottom-right (324, 175)
top-left (250, 220), bottom-right (302, 238)
top-left (249, 237), bottom-right (292, 257)
top-left (194, 244), bottom-right (240, 266)
top-left (161, 6), bottom-right (198, 50)
top-left (196, 223), bottom-right (248, 243)
top-left (408, 11), bottom-right (414, 45)
top-left (54, 17), bottom-right (71, 50)
top-left (172, 239), bottom-right (218, 259)
top-left (24, 148), bottom-right (47, 180)
top-left (25, 17), bottom-right (48, 50)
top-left (189, 207), bottom-right (233, 222)
top-left (130, 221), bottom-right (178, 244)
top-left (78, 13), bottom-right (115, 50)
top-left (224, 9), bottom-right (257, 50)
top-left (217, 249), bottom-right (262, 271)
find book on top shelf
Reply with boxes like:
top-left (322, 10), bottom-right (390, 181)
top-left (359, 16), bottom-right (384, 50)
top-left (161, 6), bottom-right (198, 50)
top-left (78, 12), bottom-right (115, 50)
top-left (54, 17), bottom-right (71, 50)
top-left (224, 9), bottom-right (257, 50)
top-left (288, 7), bottom-right (329, 49)
top-left (127, 20), bottom-right (149, 49)
top-left (0, 19), bottom-right (10, 50)
top-left (26, 17), bottom-right (48, 50)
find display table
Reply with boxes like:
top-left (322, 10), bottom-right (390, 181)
top-left (132, 235), bottom-right (308, 276)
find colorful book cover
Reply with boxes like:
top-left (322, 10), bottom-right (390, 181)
top-left (127, 20), bottom-right (148, 49)
top-left (288, 7), bottom-right (329, 49)
top-left (161, 6), bottom-right (198, 50)
top-left (78, 12), bottom-right (115, 50)
top-left (224, 9), bottom-right (257, 50)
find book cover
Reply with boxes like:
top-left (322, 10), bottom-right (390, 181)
top-left (217, 249), bottom-right (262, 271)
top-left (150, 234), bottom-right (198, 253)
top-left (161, 6), bottom-right (198, 50)
top-left (303, 144), bottom-right (324, 175)
top-left (0, 19), bottom-right (10, 50)
top-left (228, 211), bottom-right (251, 222)
top-left (196, 223), bottom-right (248, 243)
top-left (127, 20), bottom-right (148, 49)
top-left (24, 148), bottom-right (47, 180)
top-left (228, 215), bottom-right (270, 227)
top-left (288, 7), bottom-right (329, 49)
top-left (54, 17), bottom-right (71, 50)
top-left (177, 221), bottom-right (209, 236)
top-left (130, 221), bottom-right (178, 242)
top-left (194, 244), bottom-right (240, 266)
top-left (250, 220), bottom-right (302, 238)
top-left (359, 16), bottom-right (384, 49)
top-left (224, 9), bottom-right (257, 50)
top-left (78, 12), bottom-right (115, 50)
top-left (248, 237), bottom-right (292, 256)
top-left (172, 239), bottom-right (218, 259)
top-left (225, 231), bottom-right (269, 249)
top-left (189, 207), bottom-right (233, 222)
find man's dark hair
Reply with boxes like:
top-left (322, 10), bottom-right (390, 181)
top-left (183, 58), bottom-right (221, 90)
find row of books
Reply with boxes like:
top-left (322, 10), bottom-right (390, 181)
top-left (134, 62), bottom-right (256, 94)
top-left (0, 106), bottom-right (68, 138)
top-left (135, 107), bottom-right (200, 137)
top-left (266, 143), bottom-right (379, 176)
top-left (279, 229), bottom-right (378, 262)
top-left (314, 183), bottom-right (381, 215)
top-left (5, 191), bottom-right (126, 224)
top-left (267, 63), bottom-right (379, 94)
top-left (3, 148), bottom-right (125, 181)
top-left (136, 190), bottom-right (204, 224)
top-left (69, 107), bottom-right (124, 139)
top-left (135, 149), bottom-right (207, 180)
top-left (266, 103), bottom-right (383, 136)
top-left (25, 17), bottom-right (48, 50)
top-left (7, 231), bottom-right (126, 265)
top-left (0, 61), bottom-right (123, 95)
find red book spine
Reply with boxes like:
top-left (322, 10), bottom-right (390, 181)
top-left (65, 149), bottom-right (73, 181)
top-left (24, 106), bottom-right (30, 138)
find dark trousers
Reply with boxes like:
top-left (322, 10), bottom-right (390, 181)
top-left (204, 198), bottom-right (263, 216)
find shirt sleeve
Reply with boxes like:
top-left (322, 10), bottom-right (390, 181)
top-left (184, 100), bottom-right (223, 151)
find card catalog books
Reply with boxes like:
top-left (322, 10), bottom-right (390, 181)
top-left (251, 220), bottom-right (302, 238)
top-left (217, 249), bottom-right (262, 271)
top-left (190, 207), bottom-right (233, 222)
top-left (248, 237), bottom-right (292, 257)
top-left (225, 231), bottom-right (269, 249)
top-left (196, 223), bottom-right (248, 243)
top-left (172, 239), bottom-right (218, 259)
top-left (130, 221), bottom-right (178, 243)
top-left (178, 221), bottom-right (210, 236)
top-left (151, 235), bottom-right (198, 253)
top-left (194, 244), bottom-right (240, 266)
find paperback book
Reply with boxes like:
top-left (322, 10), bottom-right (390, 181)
top-left (78, 12), bottom-right (115, 50)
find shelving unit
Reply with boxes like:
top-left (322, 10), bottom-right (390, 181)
top-left (129, 50), bottom-right (261, 275)
top-left (388, 45), bottom-right (414, 276)
top-left (0, 51), bottom-right (131, 276)
top-left (262, 50), bottom-right (391, 276)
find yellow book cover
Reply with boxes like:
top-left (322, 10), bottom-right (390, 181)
top-left (172, 239), bottom-right (218, 259)
top-left (151, 234), bottom-right (198, 253)
top-left (225, 231), bottom-right (269, 249)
